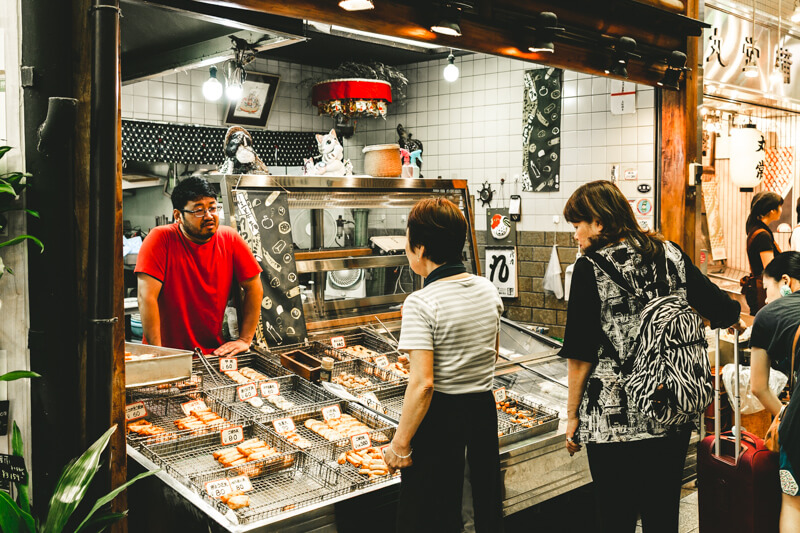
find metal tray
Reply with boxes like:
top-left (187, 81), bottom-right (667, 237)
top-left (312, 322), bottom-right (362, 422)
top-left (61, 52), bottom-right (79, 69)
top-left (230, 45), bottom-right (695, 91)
top-left (320, 331), bottom-right (397, 363)
top-left (328, 358), bottom-right (406, 394)
top-left (125, 342), bottom-right (193, 389)
top-left (193, 352), bottom-right (292, 389)
top-left (495, 388), bottom-right (560, 446)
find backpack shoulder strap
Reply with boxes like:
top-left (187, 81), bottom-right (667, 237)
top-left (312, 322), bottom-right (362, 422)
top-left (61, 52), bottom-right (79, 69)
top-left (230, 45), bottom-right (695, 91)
top-left (747, 228), bottom-right (769, 249)
top-left (586, 251), bottom-right (644, 302)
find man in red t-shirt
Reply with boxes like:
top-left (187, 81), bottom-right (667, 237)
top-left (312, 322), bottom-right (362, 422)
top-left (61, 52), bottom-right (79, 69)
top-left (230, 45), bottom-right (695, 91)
top-left (135, 177), bottom-right (263, 355)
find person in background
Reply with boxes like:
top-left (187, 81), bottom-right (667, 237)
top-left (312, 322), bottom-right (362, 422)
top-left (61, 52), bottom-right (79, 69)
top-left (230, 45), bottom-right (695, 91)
top-left (561, 180), bottom-right (740, 533)
top-left (136, 176), bottom-right (263, 355)
top-left (744, 191), bottom-right (784, 314)
top-left (790, 198), bottom-right (800, 252)
top-left (749, 251), bottom-right (800, 533)
top-left (384, 198), bottom-right (504, 533)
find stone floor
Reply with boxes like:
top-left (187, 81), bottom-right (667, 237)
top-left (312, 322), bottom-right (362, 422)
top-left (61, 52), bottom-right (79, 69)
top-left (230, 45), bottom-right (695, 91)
top-left (635, 483), bottom-right (699, 533)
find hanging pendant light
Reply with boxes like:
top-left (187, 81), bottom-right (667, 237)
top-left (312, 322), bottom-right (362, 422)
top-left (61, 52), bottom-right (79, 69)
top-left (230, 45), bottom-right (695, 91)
top-left (202, 66), bottom-right (223, 101)
top-left (443, 52), bottom-right (459, 82)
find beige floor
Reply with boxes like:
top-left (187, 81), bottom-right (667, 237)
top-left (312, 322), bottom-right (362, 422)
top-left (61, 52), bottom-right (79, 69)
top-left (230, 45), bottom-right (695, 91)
top-left (635, 482), bottom-right (699, 533)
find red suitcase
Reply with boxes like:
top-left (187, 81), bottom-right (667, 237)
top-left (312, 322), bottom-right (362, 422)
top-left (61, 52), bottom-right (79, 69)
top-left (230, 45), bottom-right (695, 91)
top-left (697, 329), bottom-right (781, 533)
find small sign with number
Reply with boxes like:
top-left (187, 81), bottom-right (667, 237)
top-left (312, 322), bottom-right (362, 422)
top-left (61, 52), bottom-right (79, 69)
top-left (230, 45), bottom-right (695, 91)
top-left (260, 381), bottom-right (280, 397)
top-left (322, 405), bottom-right (342, 421)
top-left (273, 417), bottom-right (296, 434)
top-left (220, 425), bottom-right (244, 445)
top-left (330, 336), bottom-right (346, 349)
top-left (219, 357), bottom-right (238, 372)
top-left (180, 399), bottom-right (208, 416)
top-left (125, 402), bottom-right (147, 421)
top-left (205, 478), bottom-right (232, 499)
top-left (237, 383), bottom-right (258, 402)
top-left (351, 433), bottom-right (371, 451)
top-left (228, 475), bottom-right (253, 493)
top-left (493, 387), bottom-right (507, 403)
top-left (374, 356), bottom-right (389, 368)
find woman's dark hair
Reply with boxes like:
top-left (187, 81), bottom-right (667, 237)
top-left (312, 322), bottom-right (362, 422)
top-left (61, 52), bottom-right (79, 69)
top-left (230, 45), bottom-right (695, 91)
top-left (763, 251), bottom-right (800, 282)
top-left (795, 196), bottom-right (800, 221)
top-left (563, 180), bottom-right (663, 260)
top-left (746, 191), bottom-right (783, 233)
top-left (171, 176), bottom-right (218, 210)
top-left (407, 198), bottom-right (467, 265)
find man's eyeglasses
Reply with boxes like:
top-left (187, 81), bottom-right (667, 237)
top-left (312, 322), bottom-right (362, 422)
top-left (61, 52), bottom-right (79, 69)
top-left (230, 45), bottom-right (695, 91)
top-left (181, 205), bottom-right (220, 218)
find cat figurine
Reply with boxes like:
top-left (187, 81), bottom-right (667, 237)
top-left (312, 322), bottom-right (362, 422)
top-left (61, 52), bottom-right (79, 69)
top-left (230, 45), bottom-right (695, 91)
top-left (309, 129), bottom-right (352, 176)
top-left (397, 124), bottom-right (423, 175)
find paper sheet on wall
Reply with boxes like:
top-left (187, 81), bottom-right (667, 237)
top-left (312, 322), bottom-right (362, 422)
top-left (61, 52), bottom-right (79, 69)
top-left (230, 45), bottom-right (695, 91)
top-left (702, 175), bottom-right (728, 261)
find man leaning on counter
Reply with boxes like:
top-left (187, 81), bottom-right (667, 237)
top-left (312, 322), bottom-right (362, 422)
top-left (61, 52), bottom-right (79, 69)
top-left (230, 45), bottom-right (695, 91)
top-left (135, 176), bottom-right (263, 356)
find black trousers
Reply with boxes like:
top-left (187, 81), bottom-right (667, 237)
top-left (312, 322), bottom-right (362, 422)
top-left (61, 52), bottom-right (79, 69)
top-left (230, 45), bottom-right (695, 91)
top-left (586, 429), bottom-right (691, 533)
top-left (396, 390), bottom-right (504, 533)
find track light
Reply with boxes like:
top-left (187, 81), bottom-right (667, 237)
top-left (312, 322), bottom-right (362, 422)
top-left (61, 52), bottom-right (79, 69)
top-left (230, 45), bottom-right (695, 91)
top-left (339, 0), bottom-right (374, 10)
top-left (202, 66), bottom-right (223, 101)
top-left (431, 4), bottom-right (463, 37)
top-left (528, 12), bottom-right (563, 53)
top-left (657, 50), bottom-right (688, 90)
top-left (443, 52), bottom-right (459, 82)
top-left (604, 36), bottom-right (637, 78)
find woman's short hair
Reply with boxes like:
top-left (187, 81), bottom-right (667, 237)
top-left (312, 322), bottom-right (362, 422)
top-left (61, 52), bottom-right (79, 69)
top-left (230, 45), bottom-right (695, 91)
top-left (563, 180), bottom-right (663, 260)
top-left (171, 176), bottom-right (218, 211)
top-left (795, 196), bottom-right (800, 221)
top-left (763, 251), bottom-right (800, 282)
top-left (746, 191), bottom-right (783, 232)
top-left (407, 198), bottom-right (467, 265)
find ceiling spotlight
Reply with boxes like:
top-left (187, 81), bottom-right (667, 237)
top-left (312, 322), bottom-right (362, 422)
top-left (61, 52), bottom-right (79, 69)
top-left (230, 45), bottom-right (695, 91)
top-left (443, 52), bottom-right (459, 82)
top-left (657, 50), bottom-right (688, 90)
top-left (338, 0), bottom-right (374, 10)
top-left (604, 36), bottom-right (637, 78)
top-left (528, 12), bottom-right (563, 53)
top-left (792, 0), bottom-right (800, 22)
top-left (431, 4), bottom-right (463, 37)
top-left (202, 66), bottom-right (223, 101)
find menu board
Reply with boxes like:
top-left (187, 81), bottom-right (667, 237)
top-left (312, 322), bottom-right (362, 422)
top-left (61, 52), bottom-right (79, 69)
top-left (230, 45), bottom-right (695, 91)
top-left (522, 67), bottom-right (562, 192)
top-left (232, 189), bottom-right (307, 347)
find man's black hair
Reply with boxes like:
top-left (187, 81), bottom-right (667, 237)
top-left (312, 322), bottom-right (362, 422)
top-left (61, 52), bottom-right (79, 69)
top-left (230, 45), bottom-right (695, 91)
top-left (171, 176), bottom-right (218, 211)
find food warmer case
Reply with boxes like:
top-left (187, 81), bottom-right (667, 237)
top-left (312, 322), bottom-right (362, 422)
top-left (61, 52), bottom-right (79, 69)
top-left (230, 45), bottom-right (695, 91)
top-left (126, 175), bottom-right (590, 532)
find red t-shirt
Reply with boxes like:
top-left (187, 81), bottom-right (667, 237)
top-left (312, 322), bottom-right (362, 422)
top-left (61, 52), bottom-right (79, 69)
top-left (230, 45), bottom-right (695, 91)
top-left (135, 224), bottom-right (261, 353)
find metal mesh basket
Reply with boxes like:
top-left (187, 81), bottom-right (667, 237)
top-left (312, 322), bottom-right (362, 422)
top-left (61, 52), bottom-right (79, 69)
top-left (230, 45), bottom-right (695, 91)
top-left (494, 387), bottom-right (560, 441)
top-left (194, 352), bottom-right (292, 388)
top-left (190, 451), bottom-right (360, 524)
top-left (126, 372), bottom-right (205, 401)
top-left (125, 391), bottom-right (240, 449)
top-left (319, 331), bottom-right (397, 362)
top-left (327, 358), bottom-right (406, 394)
top-left (140, 421), bottom-right (298, 487)
top-left (205, 375), bottom-right (338, 423)
top-left (355, 384), bottom-right (406, 421)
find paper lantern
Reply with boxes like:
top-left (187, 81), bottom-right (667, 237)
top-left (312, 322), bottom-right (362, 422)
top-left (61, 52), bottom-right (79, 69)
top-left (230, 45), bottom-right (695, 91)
top-left (312, 78), bottom-right (392, 120)
top-left (730, 125), bottom-right (766, 191)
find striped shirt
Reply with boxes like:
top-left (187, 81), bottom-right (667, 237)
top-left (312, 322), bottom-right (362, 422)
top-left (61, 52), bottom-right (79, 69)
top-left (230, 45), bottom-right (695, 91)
top-left (398, 275), bottom-right (503, 394)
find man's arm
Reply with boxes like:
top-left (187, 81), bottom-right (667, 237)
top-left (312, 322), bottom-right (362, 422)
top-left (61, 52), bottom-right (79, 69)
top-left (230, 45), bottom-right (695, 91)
top-left (137, 273), bottom-right (163, 346)
top-left (214, 274), bottom-right (263, 356)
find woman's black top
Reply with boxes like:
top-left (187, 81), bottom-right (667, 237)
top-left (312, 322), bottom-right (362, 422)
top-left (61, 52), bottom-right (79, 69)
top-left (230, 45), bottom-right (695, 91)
top-left (747, 219), bottom-right (779, 277)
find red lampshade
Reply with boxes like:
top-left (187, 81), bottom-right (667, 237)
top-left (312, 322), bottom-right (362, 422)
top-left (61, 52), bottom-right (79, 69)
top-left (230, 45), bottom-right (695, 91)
top-left (312, 78), bottom-right (393, 119)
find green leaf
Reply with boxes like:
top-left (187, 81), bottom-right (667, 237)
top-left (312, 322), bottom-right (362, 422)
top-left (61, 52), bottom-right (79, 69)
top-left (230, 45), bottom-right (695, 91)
top-left (0, 489), bottom-right (34, 533)
top-left (0, 235), bottom-right (44, 252)
top-left (0, 181), bottom-right (17, 196)
top-left (0, 146), bottom-right (11, 160)
top-left (76, 511), bottom-right (128, 533)
top-left (74, 468), bottom-right (158, 533)
top-left (0, 172), bottom-right (32, 183)
top-left (41, 425), bottom-right (117, 533)
top-left (0, 370), bottom-right (41, 382)
top-left (0, 207), bottom-right (40, 218)
top-left (12, 422), bottom-right (31, 515)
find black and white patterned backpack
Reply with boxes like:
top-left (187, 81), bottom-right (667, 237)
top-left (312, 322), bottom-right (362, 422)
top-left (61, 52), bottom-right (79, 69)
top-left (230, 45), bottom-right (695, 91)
top-left (589, 250), bottom-right (712, 427)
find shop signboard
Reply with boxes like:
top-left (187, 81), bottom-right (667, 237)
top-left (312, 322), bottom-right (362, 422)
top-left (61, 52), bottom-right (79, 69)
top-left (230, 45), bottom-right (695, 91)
top-left (485, 247), bottom-right (517, 298)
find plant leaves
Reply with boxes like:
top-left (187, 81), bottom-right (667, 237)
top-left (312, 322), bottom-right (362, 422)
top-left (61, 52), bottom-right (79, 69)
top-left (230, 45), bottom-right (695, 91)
top-left (0, 370), bottom-right (41, 382)
top-left (76, 511), bottom-right (128, 533)
top-left (41, 425), bottom-right (117, 533)
top-left (0, 488), bottom-right (34, 533)
top-left (74, 469), bottom-right (158, 533)
top-left (0, 180), bottom-right (17, 196)
top-left (0, 207), bottom-right (40, 218)
top-left (0, 235), bottom-right (44, 252)
top-left (12, 422), bottom-right (31, 515)
top-left (0, 146), bottom-right (11, 160)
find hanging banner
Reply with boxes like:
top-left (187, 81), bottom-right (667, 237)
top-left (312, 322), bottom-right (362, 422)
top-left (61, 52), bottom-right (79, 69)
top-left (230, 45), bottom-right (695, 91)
top-left (610, 81), bottom-right (636, 115)
top-left (522, 67), bottom-right (562, 192)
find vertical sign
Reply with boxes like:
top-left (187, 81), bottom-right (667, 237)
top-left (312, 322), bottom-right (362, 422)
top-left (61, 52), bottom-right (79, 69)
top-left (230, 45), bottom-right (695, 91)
top-left (485, 247), bottom-right (517, 298)
top-left (522, 67), bottom-right (562, 192)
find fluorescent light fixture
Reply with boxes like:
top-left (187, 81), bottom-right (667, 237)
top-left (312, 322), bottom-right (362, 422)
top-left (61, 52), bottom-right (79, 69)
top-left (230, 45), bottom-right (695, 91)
top-left (329, 25), bottom-right (443, 49)
top-left (338, 0), bottom-right (374, 10)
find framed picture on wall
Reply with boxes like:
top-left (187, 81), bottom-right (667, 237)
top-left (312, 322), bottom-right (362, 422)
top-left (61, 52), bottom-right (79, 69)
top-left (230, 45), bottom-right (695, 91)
top-left (224, 72), bottom-right (280, 129)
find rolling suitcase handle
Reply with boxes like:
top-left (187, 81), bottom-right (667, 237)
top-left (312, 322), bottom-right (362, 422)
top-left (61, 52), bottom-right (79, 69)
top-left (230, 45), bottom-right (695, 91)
top-left (713, 328), bottom-right (741, 464)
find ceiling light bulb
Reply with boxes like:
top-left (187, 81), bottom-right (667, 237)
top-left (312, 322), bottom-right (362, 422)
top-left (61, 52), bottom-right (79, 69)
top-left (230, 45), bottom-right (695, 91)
top-left (226, 82), bottom-right (243, 101)
top-left (443, 54), bottom-right (459, 82)
top-left (338, 0), bottom-right (374, 10)
top-left (202, 66), bottom-right (223, 101)
top-left (431, 20), bottom-right (462, 36)
top-left (743, 64), bottom-right (759, 78)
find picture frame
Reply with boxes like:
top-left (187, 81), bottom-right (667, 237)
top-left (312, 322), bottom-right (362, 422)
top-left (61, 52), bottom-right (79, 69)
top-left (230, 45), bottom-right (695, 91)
top-left (224, 72), bottom-right (280, 129)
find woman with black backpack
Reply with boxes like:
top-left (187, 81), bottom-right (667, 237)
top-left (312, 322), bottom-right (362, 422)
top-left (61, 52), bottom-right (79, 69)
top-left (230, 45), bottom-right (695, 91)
top-left (560, 180), bottom-right (742, 533)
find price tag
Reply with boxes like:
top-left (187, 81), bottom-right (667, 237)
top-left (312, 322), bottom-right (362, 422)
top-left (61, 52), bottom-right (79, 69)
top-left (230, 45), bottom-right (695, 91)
top-left (125, 402), bottom-right (147, 421)
top-left (374, 355), bottom-right (389, 368)
top-left (205, 478), bottom-right (233, 499)
top-left (322, 405), bottom-right (342, 421)
top-left (219, 357), bottom-right (238, 372)
top-left (379, 445), bottom-right (390, 459)
top-left (228, 475), bottom-right (253, 493)
top-left (220, 425), bottom-right (244, 445)
top-left (493, 387), bottom-right (507, 403)
top-left (237, 383), bottom-right (258, 402)
top-left (330, 336), bottom-right (346, 349)
top-left (351, 433), bottom-right (371, 451)
top-left (360, 391), bottom-right (380, 404)
top-left (260, 381), bottom-right (280, 397)
top-left (180, 399), bottom-right (208, 416)
top-left (273, 417), bottom-right (296, 434)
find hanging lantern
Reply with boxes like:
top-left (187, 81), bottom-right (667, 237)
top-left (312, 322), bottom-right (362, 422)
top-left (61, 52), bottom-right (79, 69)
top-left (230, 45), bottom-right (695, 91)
top-left (312, 78), bottom-right (393, 120)
top-left (730, 124), bottom-right (766, 192)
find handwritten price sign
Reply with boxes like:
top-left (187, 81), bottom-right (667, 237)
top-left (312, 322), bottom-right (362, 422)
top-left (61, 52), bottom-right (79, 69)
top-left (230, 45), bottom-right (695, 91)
top-left (351, 433), bottom-right (371, 451)
top-left (220, 425), bottom-right (244, 445)
top-left (322, 405), bottom-right (342, 421)
top-left (180, 399), bottom-right (208, 416)
top-left (228, 475), bottom-right (253, 493)
top-left (273, 417), bottom-right (296, 434)
top-left (219, 358), bottom-right (238, 372)
top-left (493, 387), bottom-right (507, 403)
top-left (237, 383), bottom-right (258, 402)
top-left (205, 478), bottom-right (232, 499)
top-left (260, 381), bottom-right (280, 397)
top-left (330, 336), bottom-right (346, 349)
top-left (374, 355), bottom-right (389, 368)
top-left (125, 402), bottom-right (147, 421)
